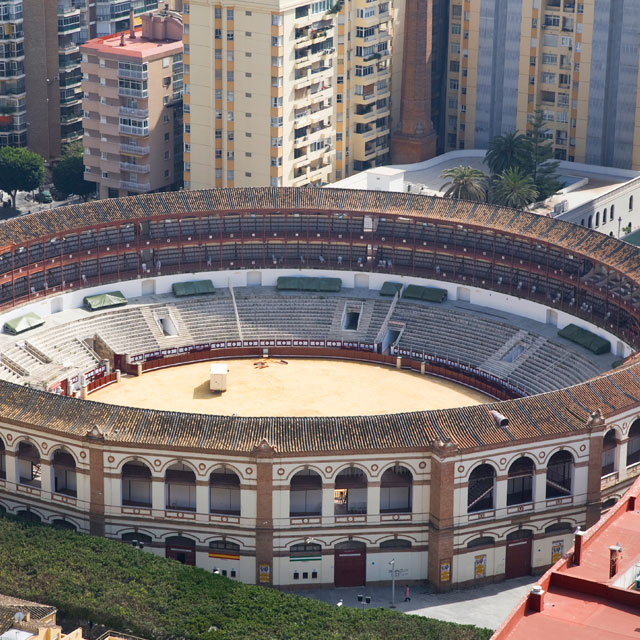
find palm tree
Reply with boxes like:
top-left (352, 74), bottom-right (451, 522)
top-left (484, 131), bottom-right (531, 176)
top-left (490, 167), bottom-right (539, 209)
top-left (439, 166), bottom-right (488, 202)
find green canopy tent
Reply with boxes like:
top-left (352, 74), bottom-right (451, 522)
top-left (380, 281), bottom-right (403, 296)
top-left (172, 280), bottom-right (215, 297)
top-left (4, 312), bottom-right (44, 335)
top-left (84, 291), bottom-right (128, 311)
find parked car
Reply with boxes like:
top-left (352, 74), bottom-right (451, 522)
top-left (34, 190), bottom-right (52, 203)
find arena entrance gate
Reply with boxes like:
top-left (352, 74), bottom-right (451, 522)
top-left (165, 535), bottom-right (196, 565)
top-left (334, 541), bottom-right (366, 587)
top-left (505, 530), bottom-right (532, 579)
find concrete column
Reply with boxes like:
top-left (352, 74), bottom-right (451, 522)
top-left (5, 451), bottom-right (16, 485)
top-left (39, 459), bottom-right (52, 494)
top-left (495, 475), bottom-right (508, 512)
top-left (617, 438), bottom-right (629, 481)
top-left (253, 440), bottom-right (275, 586)
top-left (534, 469), bottom-right (547, 508)
top-left (427, 443), bottom-right (456, 592)
top-left (322, 484), bottom-right (334, 522)
top-left (196, 480), bottom-right (209, 515)
top-left (368, 482), bottom-right (380, 522)
top-left (152, 476), bottom-right (165, 511)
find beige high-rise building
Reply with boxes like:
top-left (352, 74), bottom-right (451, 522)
top-left (81, 9), bottom-right (184, 198)
top-left (184, 0), bottom-right (405, 189)
top-left (443, 0), bottom-right (640, 170)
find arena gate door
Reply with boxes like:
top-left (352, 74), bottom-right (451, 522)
top-left (334, 541), bottom-right (366, 587)
top-left (165, 535), bottom-right (196, 566)
top-left (505, 530), bottom-right (532, 579)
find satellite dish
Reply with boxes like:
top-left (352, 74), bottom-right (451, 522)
top-left (14, 612), bottom-right (25, 622)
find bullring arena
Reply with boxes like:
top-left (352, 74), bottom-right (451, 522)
top-left (0, 187), bottom-right (639, 590)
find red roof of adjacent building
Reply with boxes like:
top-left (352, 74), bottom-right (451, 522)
top-left (80, 27), bottom-right (182, 60)
top-left (493, 475), bottom-right (640, 639)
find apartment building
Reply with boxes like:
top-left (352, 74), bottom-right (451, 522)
top-left (184, 0), bottom-right (405, 189)
top-left (443, 0), bottom-right (640, 170)
top-left (81, 9), bottom-right (183, 198)
top-left (0, 0), bottom-right (160, 160)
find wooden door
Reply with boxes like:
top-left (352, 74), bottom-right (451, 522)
top-left (334, 546), bottom-right (366, 587)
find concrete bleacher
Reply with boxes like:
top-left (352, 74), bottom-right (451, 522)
top-left (0, 286), bottom-right (617, 395)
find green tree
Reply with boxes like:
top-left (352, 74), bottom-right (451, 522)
top-left (527, 107), bottom-right (563, 199)
top-left (484, 131), bottom-right (531, 176)
top-left (0, 146), bottom-right (45, 207)
top-left (52, 151), bottom-right (95, 201)
top-left (490, 167), bottom-right (539, 209)
top-left (439, 165), bottom-right (488, 202)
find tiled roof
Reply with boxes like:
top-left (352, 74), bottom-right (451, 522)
top-left (0, 593), bottom-right (56, 634)
top-left (0, 188), bottom-right (637, 453)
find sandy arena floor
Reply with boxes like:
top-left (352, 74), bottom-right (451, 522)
top-left (89, 358), bottom-right (490, 417)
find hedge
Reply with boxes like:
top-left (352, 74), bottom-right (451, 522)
top-left (0, 516), bottom-right (492, 640)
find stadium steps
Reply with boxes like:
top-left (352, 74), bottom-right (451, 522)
top-left (479, 330), bottom-right (537, 379)
top-left (139, 305), bottom-right (194, 347)
top-left (0, 363), bottom-right (23, 383)
top-left (2, 342), bottom-right (53, 379)
top-left (327, 299), bottom-right (376, 341)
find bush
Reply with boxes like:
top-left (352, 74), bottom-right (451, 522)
top-left (0, 516), bottom-right (492, 640)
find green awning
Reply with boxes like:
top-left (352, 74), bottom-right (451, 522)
top-left (172, 280), bottom-right (215, 297)
top-left (558, 323), bottom-right (611, 355)
top-left (380, 281), bottom-right (403, 296)
top-left (276, 276), bottom-right (342, 292)
top-left (84, 291), bottom-right (128, 311)
top-left (4, 312), bottom-right (44, 335)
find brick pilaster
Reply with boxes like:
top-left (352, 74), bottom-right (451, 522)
top-left (253, 439), bottom-right (274, 586)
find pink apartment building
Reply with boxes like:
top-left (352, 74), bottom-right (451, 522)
top-left (81, 8), bottom-right (183, 199)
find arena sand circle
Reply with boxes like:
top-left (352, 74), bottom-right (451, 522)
top-left (88, 358), bottom-right (491, 417)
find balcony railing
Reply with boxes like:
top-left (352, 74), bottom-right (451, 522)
top-left (118, 87), bottom-right (148, 98)
top-left (119, 180), bottom-right (150, 192)
top-left (118, 124), bottom-right (149, 136)
top-left (117, 68), bottom-right (148, 81)
top-left (119, 105), bottom-right (148, 118)
top-left (120, 161), bottom-right (150, 173)
top-left (119, 143), bottom-right (149, 155)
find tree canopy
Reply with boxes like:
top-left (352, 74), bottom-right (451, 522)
top-left (0, 146), bottom-right (45, 207)
top-left (439, 166), bottom-right (489, 202)
top-left (485, 131), bottom-right (531, 176)
top-left (490, 167), bottom-right (539, 209)
top-left (52, 150), bottom-right (95, 201)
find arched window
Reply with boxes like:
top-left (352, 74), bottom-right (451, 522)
top-left (210, 539), bottom-right (240, 553)
top-left (379, 539), bottom-right (412, 549)
top-left (588, 215), bottom-right (592, 228)
top-left (601, 430), bottom-right (617, 476)
top-left (602, 497), bottom-right (617, 511)
top-left (507, 529), bottom-right (533, 541)
top-left (546, 451), bottom-right (574, 499)
top-left (165, 535), bottom-right (196, 565)
top-left (627, 419), bottom-right (640, 466)
top-left (290, 542), bottom-right (321, 559)
top-left (580, 219), bottom-right (585, 226)
top-left (16, 510), bottom-right (41, 523)
top-left (17, 442), bottom-right (40, 488)
top-left (544, 522), bottom-right (574, 535)
top-left (290, 469), bottom-right (322, 517)
top-left (380, 465), bottom-right (413, 513)
top-left (603, 208), bottom-right (607, 223)
top-left (52, 449), bottom-right (76, 497)
top-left (52, 519), bottom-right (77, 531)
top-left (122, 531), bottom-right (153, 547)
top-left (466, 536), bottom-right (495, 549)
top-left (165, 463), bottom-right (196, 511)
top-left (630, 195), bottom-right (634, 211)
top-left (467, 464), bottom-right (495, 513)
top-left (610, 205), bottom-right (615, 220)
top-left (0, 438), bottom-right (5, 480)
top-left (210, 467), bottom-right (240, 515)
top-left (122, 461), bottom-right (152, 507)
top-left (334, 467), bottom-right (367, 515)
top-left (595, 212), bottom-right (600, 227)
top-left (507, 457), bottom-right (534, 505)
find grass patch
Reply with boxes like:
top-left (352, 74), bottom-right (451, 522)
top-left (0, 516), bottom-right (492, 640)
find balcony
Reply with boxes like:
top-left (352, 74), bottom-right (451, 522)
top-left (120, 161), bottom-right (150, 173)
top-left (118, 123), bottom-right (149, 136)
top-left (118, 87), bottom-right (148, 98)
top-left (60, 92), bottom-right (81, 105)
top-left (119, 105), bottom-right (149, 118)
top-left (117, 68), bottom-right (148, 81)
top-left (58, 41), bottom-right (79, 54)
top-left (119, 143), bottom-right (149, 155)
top-left (119, 180), bottom-right (150, 192)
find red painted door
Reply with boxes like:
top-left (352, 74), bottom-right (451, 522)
top-left (505, 538), bottom-right (532, 579)
top-left (334, 548), bottom-right (366, 587)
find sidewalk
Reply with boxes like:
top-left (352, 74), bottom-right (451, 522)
top-left (290, 576), bottom-right (534, 630)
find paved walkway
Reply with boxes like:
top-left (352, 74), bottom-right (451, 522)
top-left (290, 576), bottom-right (535, 631)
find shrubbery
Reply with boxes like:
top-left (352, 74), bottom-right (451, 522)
top-left (0, 516), bottom-right (492, 640)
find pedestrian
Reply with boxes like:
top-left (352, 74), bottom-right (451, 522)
top-left (404, 585), bottom-right (411, 602)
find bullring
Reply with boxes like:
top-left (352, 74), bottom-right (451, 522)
top-left (0, 187), bottom-right (638, 590)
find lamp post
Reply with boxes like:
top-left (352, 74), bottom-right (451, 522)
top-left (389, 558), bottom-right (396, 608)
